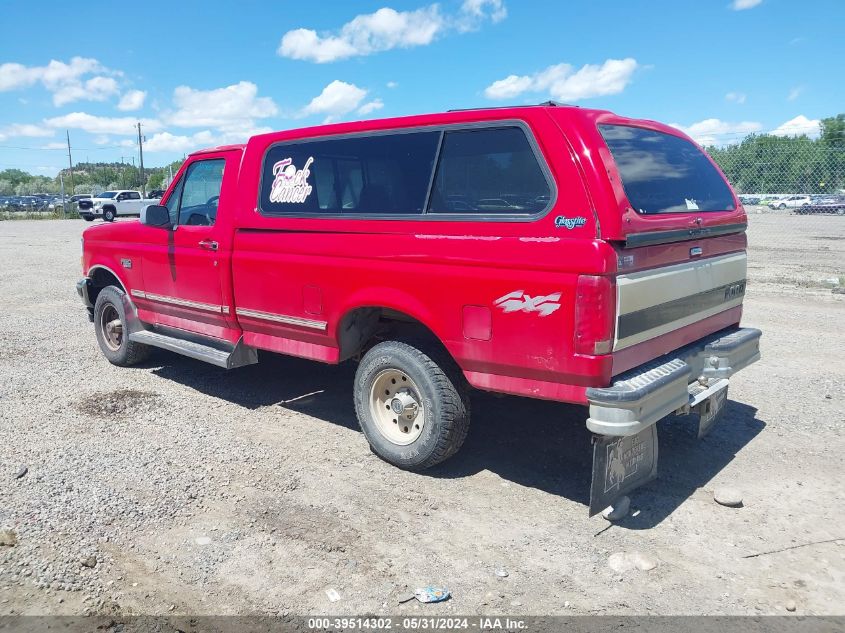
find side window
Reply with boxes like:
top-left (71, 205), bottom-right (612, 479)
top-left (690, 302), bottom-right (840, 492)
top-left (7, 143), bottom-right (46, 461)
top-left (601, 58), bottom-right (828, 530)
top-left (163, 177), bottom-right (184, 225)
top-left (128, 192), bottom-right (141, 200)
top-left (428, 127), bottom-right (550, 214)
top-left (260, 132), bottom-right (439, 216)
top-left (177, 159), bottom-right (225, 226)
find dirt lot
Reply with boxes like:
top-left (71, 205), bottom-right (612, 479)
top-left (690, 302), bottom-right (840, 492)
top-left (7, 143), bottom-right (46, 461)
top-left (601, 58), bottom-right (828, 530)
top-left (0, 213), bottom-right (843, 617)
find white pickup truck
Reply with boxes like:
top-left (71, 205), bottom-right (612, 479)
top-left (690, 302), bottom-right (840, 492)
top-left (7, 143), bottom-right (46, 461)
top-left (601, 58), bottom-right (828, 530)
top-left (78, 190), bottom-right (159, 222)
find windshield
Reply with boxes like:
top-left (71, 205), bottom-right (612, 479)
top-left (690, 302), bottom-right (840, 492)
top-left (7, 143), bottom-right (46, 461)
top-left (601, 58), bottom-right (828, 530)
top-left (95, 191), bottom-right (117, 199)
top-left (599, 124), bottom-right (736, 215)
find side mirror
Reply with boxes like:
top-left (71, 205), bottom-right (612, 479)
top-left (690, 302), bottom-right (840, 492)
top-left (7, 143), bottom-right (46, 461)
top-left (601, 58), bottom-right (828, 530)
top-left (140, 204), bottom-right (172, 229)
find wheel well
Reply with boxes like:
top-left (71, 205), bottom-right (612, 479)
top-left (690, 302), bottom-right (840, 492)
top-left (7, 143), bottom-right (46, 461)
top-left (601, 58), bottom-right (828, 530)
top-left (88, 267), bottom-right (125, 304)
top-left (338, 307), bottom-right (445, 362)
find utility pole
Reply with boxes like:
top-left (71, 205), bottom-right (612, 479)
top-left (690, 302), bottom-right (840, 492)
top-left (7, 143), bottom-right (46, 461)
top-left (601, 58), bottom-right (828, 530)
top-left (65, 130), bottom-right (75, 194)
top-left (137, 122), bottom-right (146, 197)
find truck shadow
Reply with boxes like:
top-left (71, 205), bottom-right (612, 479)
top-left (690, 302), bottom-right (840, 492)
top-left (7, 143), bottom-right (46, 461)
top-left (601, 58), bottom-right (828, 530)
top-left (148, 350), bottom-right (765, 527)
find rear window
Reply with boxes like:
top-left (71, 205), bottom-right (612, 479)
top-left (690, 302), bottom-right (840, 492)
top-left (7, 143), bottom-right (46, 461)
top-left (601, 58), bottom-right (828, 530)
top-left (599, 124), bottom-right (736, 214)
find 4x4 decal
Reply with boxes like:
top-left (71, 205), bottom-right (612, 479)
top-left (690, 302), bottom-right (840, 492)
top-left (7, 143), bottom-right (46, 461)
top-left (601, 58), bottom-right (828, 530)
top-left (494, 290), bottom-right (562, 317)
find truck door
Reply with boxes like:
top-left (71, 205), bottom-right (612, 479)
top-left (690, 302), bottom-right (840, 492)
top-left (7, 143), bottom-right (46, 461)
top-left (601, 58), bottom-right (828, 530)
top-left (137, 152), bottom-right (237, 339)
top-left (121, 190), bottom-right (142, 215)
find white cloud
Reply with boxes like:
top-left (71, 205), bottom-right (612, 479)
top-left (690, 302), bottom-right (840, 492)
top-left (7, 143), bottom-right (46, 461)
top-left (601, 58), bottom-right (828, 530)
top-left (140, 131), bottom-right (216, 153)
top-left (671, 118), bottom-right (763, 146)
top-left (302, 80), bottom-right (368, 122)
top-left (117, 89), bottom-right (147, 111)
top-left (53, 76), bottom-right (119, 107)
top-left (770, 115), bottom-right (820, 138)
top-left (386, 81), bottom-right (399, 89)
top-left (787, 86), bottom-right (803, 101)
top-left (164, 81), bottom-right (277, 135)
top-left (456, 0), bottom-right (507, 30)
top-left (484, 74), bottom-right (534, 100)
top-left (279, 6), bottom-right (443, 63)
top-left (731, 0), bottom-right (763, 9)
top-left (0, 57), bottom-right (97, 90)
top-left (357, 99), bottom-right (384, 116)
top-left (484, 58), bottom-right (639, 102)
top-left (127, 127), bottom-right (273, 154)
top-left (0, 57), bottom-right (121, 106)
top-left (725, 91), bottom-right (747, 104)
top-left (0, 123), bottom-right (54, 141)
top-left (278, 1), bottom-right (506, 63)
top-left (40, 142), bottom-right (67, 150)
top-left (44, 112), bottom-right (162, 136)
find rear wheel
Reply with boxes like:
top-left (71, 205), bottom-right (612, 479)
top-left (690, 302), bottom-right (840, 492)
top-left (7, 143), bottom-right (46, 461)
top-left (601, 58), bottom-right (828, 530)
top-left (354, 340), bottom-right (470, 470)
top-left (93, 286), bottom-right (150, 366)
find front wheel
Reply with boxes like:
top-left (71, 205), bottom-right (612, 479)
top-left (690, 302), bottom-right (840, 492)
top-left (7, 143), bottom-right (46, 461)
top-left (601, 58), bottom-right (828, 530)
top-left (93, 286), bottom-right (150, 366)
top-left (354, 340), bottom-right (470, 471)
top-left (778, 203), bottom-right (787, 210)
top-left (103, 207), bottom-right (116, 222)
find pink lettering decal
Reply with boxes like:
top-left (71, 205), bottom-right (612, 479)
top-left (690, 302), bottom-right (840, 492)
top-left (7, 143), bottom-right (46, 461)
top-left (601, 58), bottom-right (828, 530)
top-left (269, 157), bottom-right (314, 204)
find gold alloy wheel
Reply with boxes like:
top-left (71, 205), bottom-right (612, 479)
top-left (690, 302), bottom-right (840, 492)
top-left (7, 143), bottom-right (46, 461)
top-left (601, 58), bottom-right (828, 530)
top-left (100, 304), bottom-right (123, 351)
top-left (369, 369), bottom-right (425, 445)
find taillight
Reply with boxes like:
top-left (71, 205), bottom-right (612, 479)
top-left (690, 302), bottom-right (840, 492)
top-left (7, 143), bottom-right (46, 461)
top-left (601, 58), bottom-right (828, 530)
top-left (574, 275), bottom-right (616, 355)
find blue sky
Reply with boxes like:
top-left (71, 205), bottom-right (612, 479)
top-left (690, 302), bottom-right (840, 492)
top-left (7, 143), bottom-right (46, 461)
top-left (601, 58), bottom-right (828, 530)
top-left (1, 0), bottom-right (842, 175)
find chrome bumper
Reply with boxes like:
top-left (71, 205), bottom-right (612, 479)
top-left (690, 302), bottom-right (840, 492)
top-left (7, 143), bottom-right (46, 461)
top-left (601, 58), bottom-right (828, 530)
top-left (586, 327), bottom-right (762, 437)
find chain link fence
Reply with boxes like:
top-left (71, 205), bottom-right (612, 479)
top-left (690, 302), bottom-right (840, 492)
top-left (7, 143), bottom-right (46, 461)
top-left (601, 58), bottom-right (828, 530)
top-left (706, 141), bottom-right (845, 294)
top-left (708, 142), bottom-right (845, 213)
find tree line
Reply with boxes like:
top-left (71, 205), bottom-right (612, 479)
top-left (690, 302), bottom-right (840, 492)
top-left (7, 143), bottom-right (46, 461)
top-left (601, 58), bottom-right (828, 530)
top-left (706, 114), bottom-right (845, 195)
top-left (0, 159), bottom-right (184, 196)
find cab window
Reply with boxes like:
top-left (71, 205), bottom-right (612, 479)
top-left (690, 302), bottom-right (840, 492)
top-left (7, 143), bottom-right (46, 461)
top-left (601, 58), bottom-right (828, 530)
top-left (168, 159), bottom-right (225, 226)
top-left (260, 132), bottom-right (439, 216)
top-left (163, 178), bottom-right (184, 226)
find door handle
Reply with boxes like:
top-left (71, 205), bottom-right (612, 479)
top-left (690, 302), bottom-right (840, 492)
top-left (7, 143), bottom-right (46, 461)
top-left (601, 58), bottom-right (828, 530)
top-left (198, 239), bottom-right (219, 251)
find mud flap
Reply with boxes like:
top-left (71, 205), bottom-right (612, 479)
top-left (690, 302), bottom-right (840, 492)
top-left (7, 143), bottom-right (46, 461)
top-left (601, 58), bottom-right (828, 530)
top-left (589, 425), bottom-right (658, 516)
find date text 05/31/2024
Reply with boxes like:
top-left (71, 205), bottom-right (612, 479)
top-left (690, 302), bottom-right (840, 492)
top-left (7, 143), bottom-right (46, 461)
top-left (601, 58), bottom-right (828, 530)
top-left (307, 617), bottom-right (528, 630)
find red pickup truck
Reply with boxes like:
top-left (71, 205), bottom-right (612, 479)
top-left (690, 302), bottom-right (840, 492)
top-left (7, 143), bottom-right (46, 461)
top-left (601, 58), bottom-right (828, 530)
top-left (76, 103), bottom-right (761, 515)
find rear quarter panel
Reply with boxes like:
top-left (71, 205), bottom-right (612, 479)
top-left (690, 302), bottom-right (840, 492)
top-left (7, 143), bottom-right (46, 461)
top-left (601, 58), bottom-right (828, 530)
top-left (231, 109), bottom-right (615, 402)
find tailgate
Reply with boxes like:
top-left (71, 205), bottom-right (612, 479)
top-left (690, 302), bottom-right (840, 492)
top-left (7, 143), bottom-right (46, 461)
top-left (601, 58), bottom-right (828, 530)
top-left (614, 252), bottom-right (746, 351)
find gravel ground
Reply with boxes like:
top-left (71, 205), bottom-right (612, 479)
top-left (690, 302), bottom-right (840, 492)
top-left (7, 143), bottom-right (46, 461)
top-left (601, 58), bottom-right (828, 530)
top-left (0, 215), bottom-right (843, 617)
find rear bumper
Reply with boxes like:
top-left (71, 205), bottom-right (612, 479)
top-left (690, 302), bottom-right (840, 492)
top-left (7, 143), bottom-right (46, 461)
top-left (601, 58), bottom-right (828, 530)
top-left (586, 327), bottom-right (761, 436)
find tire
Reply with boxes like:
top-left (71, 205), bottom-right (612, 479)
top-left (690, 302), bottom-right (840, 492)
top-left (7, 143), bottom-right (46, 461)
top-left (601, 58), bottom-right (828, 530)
top-left (778, 203), bottom-right (787, 210)
top-left (82, 214), bottom-right (94, 222)
top-left (93, 286), bottom-right (150, 366)
top-left (354, 340), bottom-right (470, 471)
top-left (103, 207), bottom-right (116, 222)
